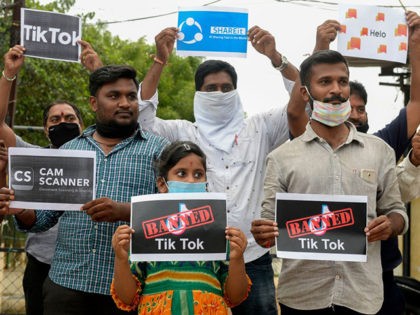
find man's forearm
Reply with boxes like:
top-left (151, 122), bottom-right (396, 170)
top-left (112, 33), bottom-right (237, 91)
top-left (140, 61), bottom-right (165, 100)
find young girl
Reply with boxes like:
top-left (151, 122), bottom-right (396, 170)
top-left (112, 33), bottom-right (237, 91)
top-left (111, 141), bottom-right (251, 314)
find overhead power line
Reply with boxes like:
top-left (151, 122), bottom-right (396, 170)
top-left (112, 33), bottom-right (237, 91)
top-left (98, 0), bottom-right (221, 25)
top-left (275, 0), bottom-right (420, 9)
top-left (95, 0), bottom-right (420, 25)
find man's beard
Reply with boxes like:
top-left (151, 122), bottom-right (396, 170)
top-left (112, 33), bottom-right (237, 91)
top-left (95, 118), bottom-right (139, 139)
top-left (356, 122), bottom-right (369, 133)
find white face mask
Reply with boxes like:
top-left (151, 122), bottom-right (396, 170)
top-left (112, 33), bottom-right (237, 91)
top-left (194, 90), bottom-right (244, 153)
top-left (305, 86), bottom-right (351, 127)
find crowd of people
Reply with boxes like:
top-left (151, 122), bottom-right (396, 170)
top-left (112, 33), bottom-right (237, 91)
top-left (0, 8), bottom-right (419, 315)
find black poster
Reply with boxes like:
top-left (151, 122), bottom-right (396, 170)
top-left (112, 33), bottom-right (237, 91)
top-left (276, 193), bottom-right (367, 262)
top-left (21, 8), bottom-right (81, 62)
top-left (9, 147), bottom-right (96, 210)
top-left (131, 193), bottom-right (227, 261)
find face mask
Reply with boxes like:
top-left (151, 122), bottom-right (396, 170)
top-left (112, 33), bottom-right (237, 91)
top-left (95, 120), bottom-right (138, 139)
top-left (48, 122), bottom-right (80, 148)
top-left (305, 87), bottom-right (351, 127)
top-left (166, 181), bottom-right (208, 193)
top-left (194, 90), bottom-right (244, 153)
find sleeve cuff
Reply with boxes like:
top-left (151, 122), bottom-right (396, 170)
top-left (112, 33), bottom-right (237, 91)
top-left (223, 274), bottom-right (252, 308)
top-left (110, 275), bottom-right (142, 311)
top-left (138, 82), bottom-right (158, 111)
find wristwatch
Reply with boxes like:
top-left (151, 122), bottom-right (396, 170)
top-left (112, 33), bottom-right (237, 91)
top-left (273, 55), bottom-right (289, 72)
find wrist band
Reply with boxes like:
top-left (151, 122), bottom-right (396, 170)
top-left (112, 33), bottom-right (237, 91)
top-left (2, 70), bottom-right (16, 82)
top-left (153, 56), bottom-right (165, 66)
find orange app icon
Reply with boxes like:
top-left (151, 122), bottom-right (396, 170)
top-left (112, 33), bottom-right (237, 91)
top-left (399, 42), bottom-right (407, 51)
top-left (376, 12), bottom-right (385, 22)
top-left (347, 37), bottom-right (361, 50)
top-left (377, 45), bottom-right (387, 53)
top-left (360, 27), bottom-right (368, 36)
top-left (395, 24), bottom-right (408, 36)
top-left (346, 8), bottom-right (357, 19)
top-left (339, 25), bottom-right (347, 33)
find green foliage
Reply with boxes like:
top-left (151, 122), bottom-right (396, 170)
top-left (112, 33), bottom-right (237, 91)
top-left (1, 0), bottom-right (201, 146)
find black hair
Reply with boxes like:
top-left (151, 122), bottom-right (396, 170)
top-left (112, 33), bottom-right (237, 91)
top-left (299, 50), bottom-right (349, 88)
top-left (155, 141), bottom-right (207, 180)
top-left (42, 100), bottom-right (83, 127)
top-left (194, 60), bottom-right (237, 91)
top-left (89, 65), bottom-right (139, 96)
top-left (350, 81), bottom-right (368, 105)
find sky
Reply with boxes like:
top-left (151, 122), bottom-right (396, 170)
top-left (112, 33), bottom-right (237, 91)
top-left (54, 0), bottom-right (420, 133)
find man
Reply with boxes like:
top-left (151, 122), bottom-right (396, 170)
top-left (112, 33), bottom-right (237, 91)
top-left (1, 65), bottom-right (169, 315)
top-left (0, 45), bottom-right (84, 315)
top-left (286, 12), bottom-right (420, 314)
top-left (397, 130), bottom-right (420, 203)
top-left (131, 26), bottom-right (300, 314)
top-left (252, 50), bottom-right (408, 314)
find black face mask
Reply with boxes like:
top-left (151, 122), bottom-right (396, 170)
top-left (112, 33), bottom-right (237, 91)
top-left (95, 120), bottom-right (139, 139)
top-left (48, 122), bottom-right (80, 148)
top-left (356, 122), bottom-right (370, 133)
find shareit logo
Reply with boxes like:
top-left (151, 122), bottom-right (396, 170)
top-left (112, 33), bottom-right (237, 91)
top-left (178, 17), bottom-right (203, 44)
top-left (11, 167), bottom-right (34, 191)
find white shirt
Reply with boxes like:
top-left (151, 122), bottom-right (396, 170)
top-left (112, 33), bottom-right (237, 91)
top-left (397, 151), bottom-right (420, 203)
top-left (138, 82), bottom-right (292, 263)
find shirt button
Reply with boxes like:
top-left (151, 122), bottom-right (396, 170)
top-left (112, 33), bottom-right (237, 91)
top-left (92, 249), bottom-right (96, 253)
top-left (335, 275), bottom-right (340, 280)
top-left (94, 225), bottom-right (98, 229)
top-left (101, 179), bottom-right (105, 183)
top-left (226, 186), bottom-right (229, 190)
top-left (104, 158), bottom-right (107, 162)
top-left (225, 165), bottom-right (229, 169)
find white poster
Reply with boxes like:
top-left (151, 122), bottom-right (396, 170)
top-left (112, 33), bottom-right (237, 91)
top-left (337, 4), bottom-right (408, 64)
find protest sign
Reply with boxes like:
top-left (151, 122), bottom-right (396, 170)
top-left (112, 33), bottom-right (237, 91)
top-left (176, 6), bottom-right (248, 57)
top-left (275, 193), bottom-right (367, 262)
top-left (21, 8), bottom-right (81, 62)
top-left (337, 4), bottom-right (408, 64)
top-left (9, 147), bottom-right (96, 210)
top-left (131, 193), bottom-right (227, 261)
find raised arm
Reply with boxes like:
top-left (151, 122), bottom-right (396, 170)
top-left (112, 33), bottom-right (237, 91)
top-left (78, 39), bottom-right (103, 72)
top-left (0, 45), bottom-right (25, 147)
top-left (405, 11), bottom-right (420, 138)
top-left (140, 27), bottom-right (178, 101)
top-left (248, 25), bottom-right (298, 82)
top-left (313, 20), bottom-right (341, 52)
top-left (396, 130), bottom-right (420, 202)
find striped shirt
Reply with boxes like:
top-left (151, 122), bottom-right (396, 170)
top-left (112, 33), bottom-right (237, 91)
top-left (21, 126), bottom-right (169, 295)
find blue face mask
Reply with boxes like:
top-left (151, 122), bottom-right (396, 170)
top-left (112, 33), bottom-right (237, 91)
top-left (166, 181), bottom-right (207, 193)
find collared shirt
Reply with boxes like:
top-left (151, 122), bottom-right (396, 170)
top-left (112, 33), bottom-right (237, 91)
top-left (397, 151), bottom-right (420, 203)
top-left (138, 85), bottom-right (291, 263)
top-left (18, 126), bottom-right (169, 295)
top-left (261, 122), bottom-right (408, 314)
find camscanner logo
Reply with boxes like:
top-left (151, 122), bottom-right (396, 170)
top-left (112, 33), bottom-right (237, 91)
top-left (11, 167), bottom-right (34, 191)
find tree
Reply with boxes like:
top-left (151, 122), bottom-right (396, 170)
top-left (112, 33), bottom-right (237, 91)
top-left (0, 0), bottom-right (201, 146)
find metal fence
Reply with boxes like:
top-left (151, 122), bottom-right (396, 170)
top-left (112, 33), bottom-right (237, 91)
top-left (0, 217), bottom-right (26, 315)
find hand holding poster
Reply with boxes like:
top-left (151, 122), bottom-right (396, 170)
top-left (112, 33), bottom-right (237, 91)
top-left (337, 4), bottom-right (408, 64)
top-left (275, 193), bottom-right (367, 262)
top-left (21, 8), bottom-right (81, 62)
top-left (177, 6), bottom-right (248, 58)
top-left (8, 147), bottom-right (96, 210)
top-left (130, 193), bottom-right (227, 261)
